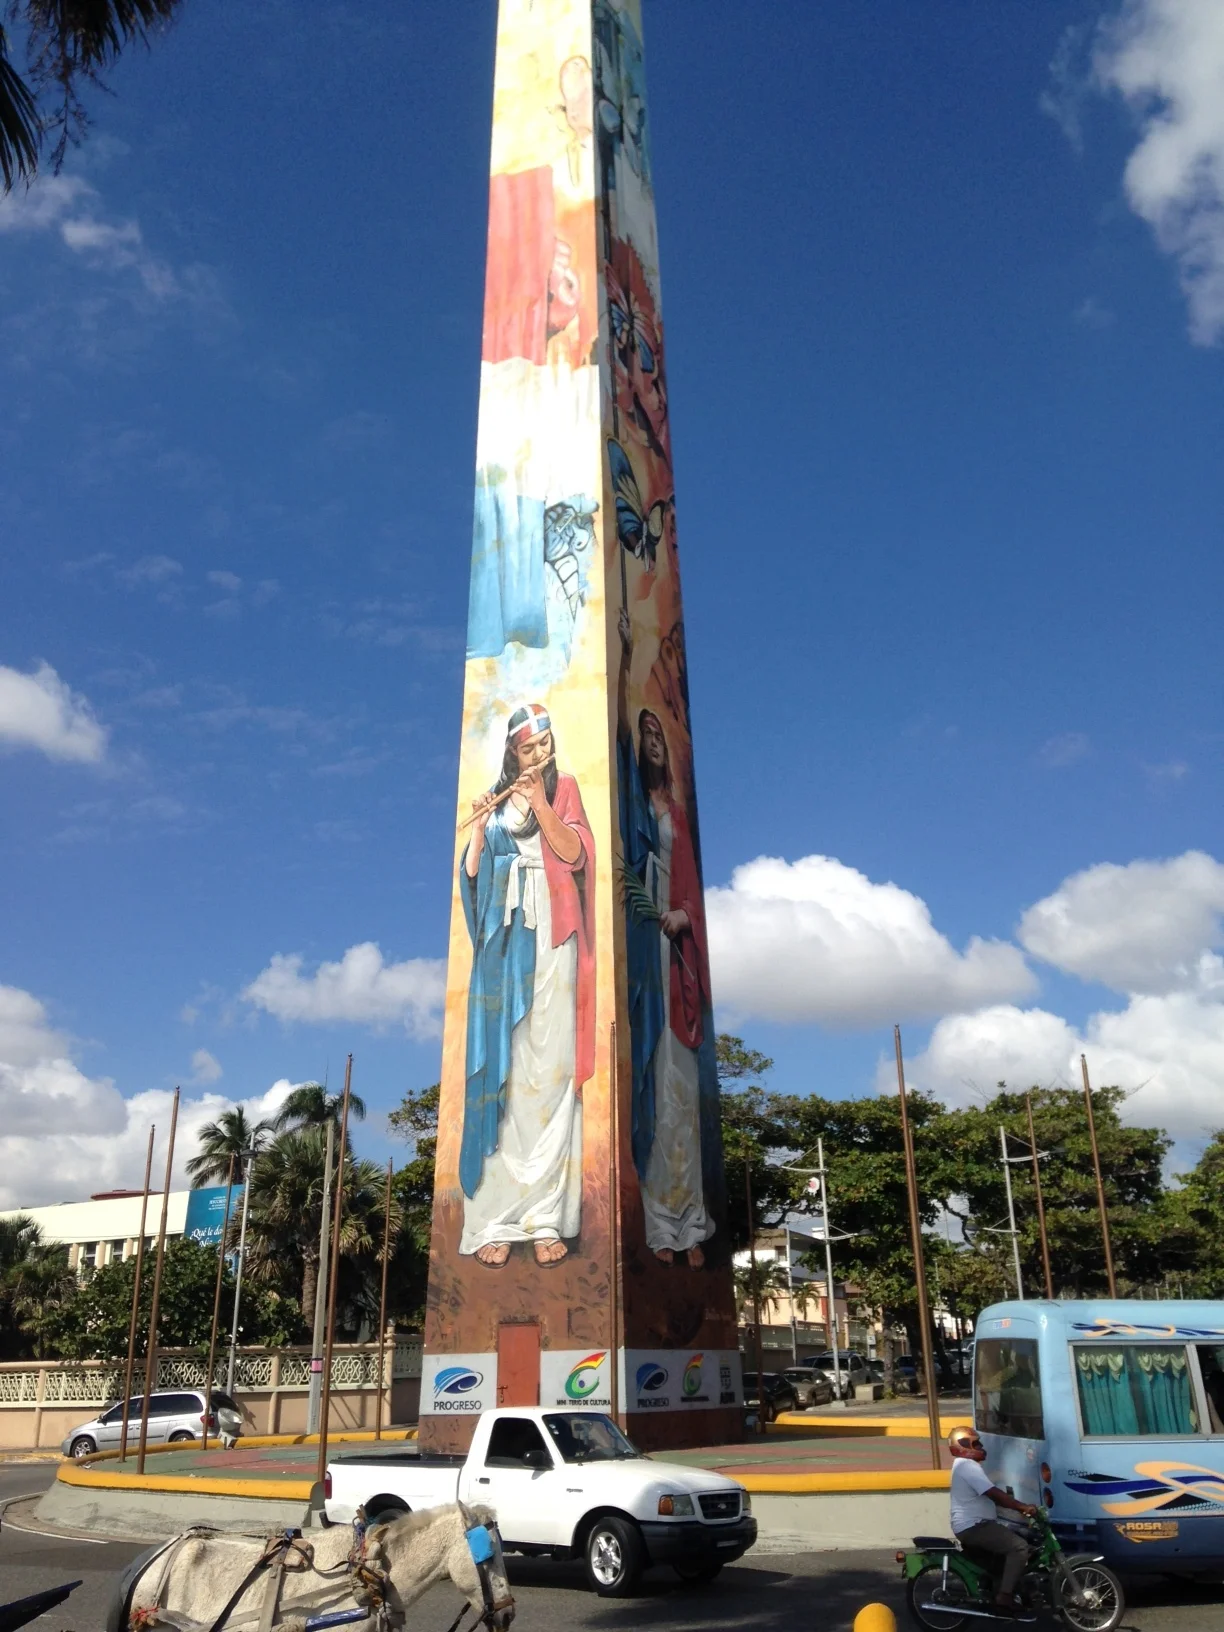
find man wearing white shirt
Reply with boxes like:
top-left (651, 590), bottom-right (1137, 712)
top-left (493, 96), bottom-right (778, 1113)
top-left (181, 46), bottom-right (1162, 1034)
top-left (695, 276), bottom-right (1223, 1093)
top-left (948, 1425), bottom-right (1037, 1615)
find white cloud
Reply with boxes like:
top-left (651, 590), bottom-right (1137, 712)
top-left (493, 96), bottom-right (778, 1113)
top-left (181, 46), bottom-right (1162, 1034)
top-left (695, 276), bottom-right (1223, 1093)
top-left (189, 1048), bottom-right (222, 1085)
top-left (1095, 0), bottom-right (1224, 344)
top-left (1019, 850), bottom-right (1224, 992)
top-left (0, 985), bottom-right (290, 1207)
top-left (1038, 731), bottom-right (1090, 768)
top-left (1, 174), bottom-right (183, 301)
top-left (0, 662), bottom-right (108, 764)
top-left (706, 855), bottom-right (1035, 1027)
top-left (900, 990), bottom-right (1224, 1143)
top-left (117, 555), bottom-right (183, 587)
top-left (242, 943), bottom-right (446, 1039)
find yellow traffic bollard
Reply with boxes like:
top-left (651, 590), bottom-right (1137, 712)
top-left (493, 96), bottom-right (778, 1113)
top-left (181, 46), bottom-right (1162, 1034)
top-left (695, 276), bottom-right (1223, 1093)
top-left (853, 1604), bottom-right (897, 1632)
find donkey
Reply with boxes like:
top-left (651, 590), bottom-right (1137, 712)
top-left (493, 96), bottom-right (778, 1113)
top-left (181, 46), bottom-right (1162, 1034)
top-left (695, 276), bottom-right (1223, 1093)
top-left (115, 1502), bottom-right (513, 1632)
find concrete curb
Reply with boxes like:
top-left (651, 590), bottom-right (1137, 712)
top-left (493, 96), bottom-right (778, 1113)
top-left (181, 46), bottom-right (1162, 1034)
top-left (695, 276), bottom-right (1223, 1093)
top-left (36, 1478), bottom-right (319, 1541)
top-left (57, 1459), bottom-right (317, 1500)
top-left (740, 1469), bottom-right (950, 1494)
top-left (771, 1414), bottom-right (970, 1439)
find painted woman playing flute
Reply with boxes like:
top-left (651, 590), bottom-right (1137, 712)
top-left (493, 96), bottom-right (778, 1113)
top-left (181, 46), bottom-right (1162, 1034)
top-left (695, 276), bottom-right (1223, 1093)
top-left (458, 703), bottom-right (595, 1267)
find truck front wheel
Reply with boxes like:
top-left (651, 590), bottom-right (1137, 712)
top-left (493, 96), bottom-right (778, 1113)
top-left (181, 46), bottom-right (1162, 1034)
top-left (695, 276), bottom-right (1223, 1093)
top-left (585, 1516), bottom-right (644, 1596)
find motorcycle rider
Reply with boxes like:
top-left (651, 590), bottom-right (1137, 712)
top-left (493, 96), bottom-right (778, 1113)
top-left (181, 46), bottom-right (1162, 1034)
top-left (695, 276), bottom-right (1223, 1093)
top-left (948, 1425), bottom-right (1037, 1616)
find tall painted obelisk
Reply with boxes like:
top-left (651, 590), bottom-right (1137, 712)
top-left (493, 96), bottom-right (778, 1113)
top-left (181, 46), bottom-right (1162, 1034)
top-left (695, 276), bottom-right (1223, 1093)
top-left (420, 0), bottom-right (740, 1453)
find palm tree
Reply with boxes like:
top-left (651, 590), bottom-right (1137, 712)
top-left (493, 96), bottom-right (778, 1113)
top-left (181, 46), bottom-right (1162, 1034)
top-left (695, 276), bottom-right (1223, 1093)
top-left (274, 1081), bottom-right (367, 1133)
top-left (186, 1106), bottom-right (272, 1187)
top-left (242, 1127), bottom-right (398, 1332)
top-left (734, 1257), bottom-right (791, 1323)
top-left (2, 1), bottom-right (183, 190)
top-left (5, 1238), bottom-right (76, 1359)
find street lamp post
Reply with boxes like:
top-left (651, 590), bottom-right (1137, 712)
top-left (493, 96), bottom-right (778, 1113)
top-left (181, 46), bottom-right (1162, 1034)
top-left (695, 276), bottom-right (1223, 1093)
top-left (226, 1147), bottom-right (258, 1398)
top-left (782, 1147), bottom-right (865, 1405)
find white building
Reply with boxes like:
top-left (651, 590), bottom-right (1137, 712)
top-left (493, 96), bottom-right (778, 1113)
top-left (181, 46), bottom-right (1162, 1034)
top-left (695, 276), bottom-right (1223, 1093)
top-left (0, 1190), bottom-right (192, 1274)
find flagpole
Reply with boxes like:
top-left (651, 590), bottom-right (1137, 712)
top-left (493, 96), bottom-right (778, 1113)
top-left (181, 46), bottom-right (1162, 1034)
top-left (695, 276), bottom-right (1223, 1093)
top-left (118, 1124), bottom-right (155, 1463)
top-left (894, 1028), bottom-right (942, 1471)
top-left (137, 1087), bottom-right (179, 1474)
top-left (201, 1153), bottom-right (236, 1452)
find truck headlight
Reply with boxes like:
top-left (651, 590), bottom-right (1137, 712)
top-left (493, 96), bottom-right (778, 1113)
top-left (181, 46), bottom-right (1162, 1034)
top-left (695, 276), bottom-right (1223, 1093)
top-left (658, 1493), bottom-right (695, 1516)
top-left (738, 1488), bottom-right (751, 1514)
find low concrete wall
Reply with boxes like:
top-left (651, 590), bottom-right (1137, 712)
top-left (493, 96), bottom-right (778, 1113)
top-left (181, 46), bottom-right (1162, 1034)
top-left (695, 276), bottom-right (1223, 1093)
top-left (32, 1477), bottom-right (949, 1551)
top-left (35, 1477), bottom-right (317, 1540)
top-left (0, 1341), bottom-right (422, 1449)
top-left (751, 1490), bottom-right (947, 1553)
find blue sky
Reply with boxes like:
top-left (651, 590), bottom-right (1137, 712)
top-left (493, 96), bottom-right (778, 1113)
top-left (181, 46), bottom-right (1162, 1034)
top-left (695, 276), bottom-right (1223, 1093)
top-left (2, 0), bottom-right (1224, 1206)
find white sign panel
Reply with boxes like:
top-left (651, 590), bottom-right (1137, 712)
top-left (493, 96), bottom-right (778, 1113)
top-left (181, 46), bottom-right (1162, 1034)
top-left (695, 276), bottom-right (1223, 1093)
top-left (420, 1352), bottom-right (498, 1415)
top-left (539, 1348), bottom-right (613, 1410)
top-left (621, 1349), bottom-right (742, 1413)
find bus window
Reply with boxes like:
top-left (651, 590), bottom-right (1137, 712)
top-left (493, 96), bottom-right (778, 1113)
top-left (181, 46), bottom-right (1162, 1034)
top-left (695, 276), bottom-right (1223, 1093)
top-left (1195, 1345), bottom-right (1224, 1434)
top-left (975, 1338), bottom-right (1043, 1439)
top-left (1074, 1345), bottom-right (1199, 1437)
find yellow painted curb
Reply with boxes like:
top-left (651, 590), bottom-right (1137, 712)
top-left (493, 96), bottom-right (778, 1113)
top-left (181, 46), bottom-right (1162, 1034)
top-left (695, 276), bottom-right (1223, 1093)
top-left (239, 1430), bottom-right (417, 1448)
top-left (57, 1460), bottom-right (315, 1500)
top-left (772, 1414), bottom-right (970, 1439)
top-left (739, 1468), bottom-right (951, 1494)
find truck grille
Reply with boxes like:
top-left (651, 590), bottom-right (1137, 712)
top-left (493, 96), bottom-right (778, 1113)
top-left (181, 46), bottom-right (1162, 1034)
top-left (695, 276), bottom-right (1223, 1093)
top-left (698, 1491), bottom-right (740, 1521)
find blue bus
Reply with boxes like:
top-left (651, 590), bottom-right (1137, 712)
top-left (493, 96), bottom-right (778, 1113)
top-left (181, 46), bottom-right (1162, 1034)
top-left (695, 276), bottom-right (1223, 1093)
top-left (974, 1301), bottom-right (1224, 1577)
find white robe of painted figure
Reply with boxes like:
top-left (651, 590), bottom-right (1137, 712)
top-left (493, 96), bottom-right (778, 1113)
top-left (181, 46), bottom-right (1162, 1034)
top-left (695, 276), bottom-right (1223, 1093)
top-left (640, 809), bottom-right (713, 1255)
top-left (460, 806), bottom-right (583, 1252)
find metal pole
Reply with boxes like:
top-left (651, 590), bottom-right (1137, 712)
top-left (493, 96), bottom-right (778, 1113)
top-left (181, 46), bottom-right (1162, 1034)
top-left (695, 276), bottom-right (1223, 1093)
top-left (745, 1158), bottom-right (767, 1434)
top-left (818, 1138), bottom-right (842, 1399)
top-left (1000, 1126), bottom-right (1024, 1298)
top-left (1080, 1055), bottom-right (1116, 1296)
top-left (226, 1155), bottom-right (255, 1397)
top-left (307, 1119), bottom-right (336, 1435)
top-left (375, 1158), bottom-right (393, 1439)
top-left (201, 1154), bottom-right (236, 1452)
top-left (1026, 1093), bottom-right (1054, 1299)
top-left (784, 1223), bottom-right (798, 1365)
top-left (119, 1123), bottom-right (155, 1463)
top-left (137, 1087), bottom-right (179, 1475)
top-left (316, 1055), bottom-right (353, 1487)
top-left (608, 1023), bottom-right (620, 1423)
top-left (894, 1027), bottom-right (942, 1471)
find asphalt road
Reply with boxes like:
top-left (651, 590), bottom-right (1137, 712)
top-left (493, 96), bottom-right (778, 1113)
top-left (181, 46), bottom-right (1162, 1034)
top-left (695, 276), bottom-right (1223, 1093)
top-left (2, 1463), bottom-right (1223, 1631)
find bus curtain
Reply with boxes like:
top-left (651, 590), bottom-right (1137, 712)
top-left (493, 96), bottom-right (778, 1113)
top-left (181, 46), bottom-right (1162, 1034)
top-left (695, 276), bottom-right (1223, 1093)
top-left (1075, 1348), bottom-right (1196, 1437)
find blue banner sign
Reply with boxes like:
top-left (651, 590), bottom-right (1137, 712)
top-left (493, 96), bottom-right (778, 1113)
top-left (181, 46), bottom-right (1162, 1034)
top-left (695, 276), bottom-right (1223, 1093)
top-left (184, 1185), bottom-right (243, 1248)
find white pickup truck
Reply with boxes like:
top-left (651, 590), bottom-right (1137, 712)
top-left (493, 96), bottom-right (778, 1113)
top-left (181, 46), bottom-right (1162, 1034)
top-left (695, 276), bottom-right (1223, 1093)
top-left (324, 1407), bottom-right (756, 1596)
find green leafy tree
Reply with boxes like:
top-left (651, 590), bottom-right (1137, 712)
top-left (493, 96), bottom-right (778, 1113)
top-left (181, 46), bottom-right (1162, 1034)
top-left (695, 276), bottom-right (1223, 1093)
top-left (716, 1036), bottom-right (795, 1249)
top-left (186, 1106), bottom-right (272, 1188)
top-left (1168, 1129), bottom-right (1224, 1296)
top-left (44, 1238), bottom-right (295, 1360)
top-left (2, 1), bottom-right (182, 189)
top-left (388, 1082), bottom-right (439, 1327)
top-left (941, 1085), bottom-right (1195, 1301)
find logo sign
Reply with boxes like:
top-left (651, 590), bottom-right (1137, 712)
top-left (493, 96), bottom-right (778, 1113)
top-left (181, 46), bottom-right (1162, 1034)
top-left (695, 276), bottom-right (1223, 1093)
top-left (635, 1362), bottom-right (669, 1409)
top-left (540, 1349), bottom-right (611, 1409)
top-left (680, 1353), bottom-right (708, 1403)
top-left (565, 1352), bottom-right (607, 1401)
top-left (421, 1353), bottom-right (496, 1415)
top-left (436, 1366), bottom-right (483, 1397)
top-left (1117, 1521), bottom-right (1179, 1543)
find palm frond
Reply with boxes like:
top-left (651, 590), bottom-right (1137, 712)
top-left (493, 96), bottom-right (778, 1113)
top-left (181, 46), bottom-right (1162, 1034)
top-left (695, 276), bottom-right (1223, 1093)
top-left (0, 27), bottom-right (40, 191)
top-left (618, 857), bottom-right (660, 925)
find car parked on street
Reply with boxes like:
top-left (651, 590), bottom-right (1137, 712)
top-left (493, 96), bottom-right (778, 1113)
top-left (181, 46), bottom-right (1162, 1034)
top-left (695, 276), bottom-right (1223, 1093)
top-left (741, 1371), bottom-right (800, 1421)
top-left (61, 1388), bottom-right (244, 1458)
top-left (803, 1350), bottom-right (870, 1398)
top-left (782, 1366), bottom-right (835, 1407)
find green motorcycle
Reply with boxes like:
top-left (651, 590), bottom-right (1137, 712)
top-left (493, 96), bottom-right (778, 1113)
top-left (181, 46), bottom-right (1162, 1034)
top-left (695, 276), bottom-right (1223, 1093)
top-left (898, 1510), bottom-right (1124, 1632)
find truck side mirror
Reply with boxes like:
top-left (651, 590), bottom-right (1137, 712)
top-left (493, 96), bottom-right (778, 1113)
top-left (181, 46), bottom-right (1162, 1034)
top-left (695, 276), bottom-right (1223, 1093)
top-left (522, 1446), bottom-right (550, 1469)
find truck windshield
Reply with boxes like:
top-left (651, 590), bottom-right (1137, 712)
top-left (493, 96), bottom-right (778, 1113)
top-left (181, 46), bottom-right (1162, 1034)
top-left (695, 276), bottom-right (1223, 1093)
top-left (542, 1413), bottom-right (640, 1462)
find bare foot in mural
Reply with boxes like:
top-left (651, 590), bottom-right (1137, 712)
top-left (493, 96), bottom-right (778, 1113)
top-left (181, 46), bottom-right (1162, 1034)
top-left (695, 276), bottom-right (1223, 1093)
top-left (686, 1245), bottom-right (705, 1269)
top-left (534, 1239), bottom-right (568, 1266)
top-left (653, 1248), bottom-right (675, 1264)
top-left (475, 1243), bottom-right (510, 1267)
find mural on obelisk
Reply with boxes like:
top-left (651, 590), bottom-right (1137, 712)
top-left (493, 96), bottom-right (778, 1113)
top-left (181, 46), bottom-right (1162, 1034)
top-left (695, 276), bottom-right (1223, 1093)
top-left (422, 0), bottom-right (738, 1451)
